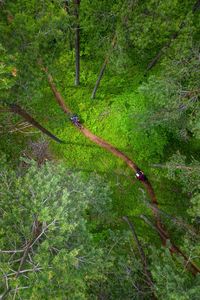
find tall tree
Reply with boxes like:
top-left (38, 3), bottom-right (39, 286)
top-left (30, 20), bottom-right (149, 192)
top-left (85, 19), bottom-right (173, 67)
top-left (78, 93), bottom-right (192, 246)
top-left (91, 35), bottom-right (117, 99)
top-left (9, 103), bottom-right (64, 144)
top-left (74, 0), bottom-right (81, 86)
top-left (123, 216), bottom-right (156, 298)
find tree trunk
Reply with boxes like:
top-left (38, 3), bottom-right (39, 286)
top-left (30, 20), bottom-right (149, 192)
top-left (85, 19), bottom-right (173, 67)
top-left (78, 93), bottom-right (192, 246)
top-left (91, 59), bottom-right (108, 99)
top-left (91, 35), bottom-right (117, 99)
top-left (140, 214), bottom-right (200, 275)
top-left (123, 216), bottom-right (156, 297)
top-left (9, 104), bottom-right (64, 144)
top-left (142, 199), bottom-right (198, 237)
top-left (146, 33), bottom-right (178, 71)
top-left (74, 0), bottom-right (80, 86)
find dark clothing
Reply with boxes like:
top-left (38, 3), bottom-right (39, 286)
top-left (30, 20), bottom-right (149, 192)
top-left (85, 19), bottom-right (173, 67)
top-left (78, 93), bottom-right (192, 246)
top-left (136, 170), bottom-right (147, 182)
top-left (70, 115), bottom-right (82, 128)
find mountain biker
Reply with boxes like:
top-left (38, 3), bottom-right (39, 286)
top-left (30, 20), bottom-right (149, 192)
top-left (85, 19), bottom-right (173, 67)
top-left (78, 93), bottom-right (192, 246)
top-left (70, 115), bottom-right (82, 128)
top-left (135, 170), bottom-right (147, 182)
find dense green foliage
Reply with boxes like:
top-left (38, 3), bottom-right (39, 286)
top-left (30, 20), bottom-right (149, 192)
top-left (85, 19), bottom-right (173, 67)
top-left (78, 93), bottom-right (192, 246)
top-left (0, 0), bottom-right (200, 298)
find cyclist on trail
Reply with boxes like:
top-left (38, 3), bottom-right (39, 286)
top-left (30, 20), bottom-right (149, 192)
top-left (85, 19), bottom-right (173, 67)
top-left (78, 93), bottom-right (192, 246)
top-left (70, 115), bottom-right (82, 128)
top-left (135, 169), bottom-right (147, 182)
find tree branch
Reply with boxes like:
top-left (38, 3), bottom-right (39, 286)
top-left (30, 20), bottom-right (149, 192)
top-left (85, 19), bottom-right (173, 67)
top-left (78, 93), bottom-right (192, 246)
top-left (122, 216), bottom-right (156, 295)
top-left (146, 0), bottom-right (200, 71)
top-left (142, 199), bottom-right (198, 237)
top-left (140, 214), bottom-right (200, 275)
top-left (151, 163), bottom-right (195, 171)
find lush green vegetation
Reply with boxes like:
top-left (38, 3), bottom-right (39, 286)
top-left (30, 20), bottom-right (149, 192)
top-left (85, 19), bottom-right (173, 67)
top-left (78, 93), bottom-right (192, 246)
top-left (0, 0), bottom-right (200, 299)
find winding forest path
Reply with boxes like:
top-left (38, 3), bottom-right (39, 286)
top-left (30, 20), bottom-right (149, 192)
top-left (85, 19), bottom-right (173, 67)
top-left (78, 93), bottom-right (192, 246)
top-left (45, 70), bottom-right (200, 275)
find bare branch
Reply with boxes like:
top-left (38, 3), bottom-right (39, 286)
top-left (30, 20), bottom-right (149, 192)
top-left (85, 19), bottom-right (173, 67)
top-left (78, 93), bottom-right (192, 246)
top-left (147, 0), bottom-right (200, 70)
top-left (142, 199), bottom-right (198, 237)
top-left (151, 163), bottom-right (195, 171)
top-left (3, 267), bottom-right (43, 278)
top-left (140, 214), bottom-right (200, 275)
top-left (122, 216), bottom-right (156, 297)
top-left (0, 249), bottom-right (24, 254)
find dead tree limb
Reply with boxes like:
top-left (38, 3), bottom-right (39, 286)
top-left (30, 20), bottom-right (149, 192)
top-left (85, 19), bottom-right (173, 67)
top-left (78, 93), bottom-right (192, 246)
top-left (1, 219), bottom-right (54, 300)
top-left (122, 216), bottom-right (156, 295)
top-left (142, 199), bottom-right (198, 237)
top-left (146, 33), bottom-right (178, 71)
top-left (147, 0), bottom-right (200, 71)
top-left (9, 103), bottom-right (65, 144)
top-left (140, 214), bottom-right (200, 275)
top-left (1, 239), bottom-right (34, 299)
top-left (3, 268), bottom-right (43, 278)
top-left (151, 163), bottom-right (195, 171)
top-left (91, 35), bottom-right (117, 99)
top-left (44, 69), bottom-right (200, 275)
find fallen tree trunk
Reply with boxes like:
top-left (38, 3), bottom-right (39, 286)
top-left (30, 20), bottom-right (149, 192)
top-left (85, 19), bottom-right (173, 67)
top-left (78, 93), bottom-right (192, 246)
top-left (9, 103), bottom-right (64, 144)
top-left (44, 69), bottom-right (200, 275)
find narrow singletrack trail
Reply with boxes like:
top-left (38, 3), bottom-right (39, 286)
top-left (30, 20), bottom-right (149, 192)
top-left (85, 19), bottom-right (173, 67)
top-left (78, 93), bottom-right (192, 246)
top-left (45, 71), bottom-right (200, 275)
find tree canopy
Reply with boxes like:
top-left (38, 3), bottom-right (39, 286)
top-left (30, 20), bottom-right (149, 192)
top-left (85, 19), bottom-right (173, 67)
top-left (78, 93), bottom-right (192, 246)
top-left (0, 0), bottom-right (200, 299)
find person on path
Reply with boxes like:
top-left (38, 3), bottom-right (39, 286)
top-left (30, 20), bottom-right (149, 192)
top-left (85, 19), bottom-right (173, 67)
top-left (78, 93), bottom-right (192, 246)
top-left (136, 169), bottom-right (147, 182)
top-left (70, 115), bottom-right (82, 128)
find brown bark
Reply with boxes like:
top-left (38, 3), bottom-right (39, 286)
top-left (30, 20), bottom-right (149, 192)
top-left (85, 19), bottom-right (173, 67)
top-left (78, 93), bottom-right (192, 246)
top-left (44, 69), bottom-right (200, 275)
top-left (9, 103), bottom-right (64, 144)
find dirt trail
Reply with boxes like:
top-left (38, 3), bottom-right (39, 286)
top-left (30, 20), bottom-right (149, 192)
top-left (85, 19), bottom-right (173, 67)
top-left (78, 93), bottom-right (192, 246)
top-left (46, 71), bottom-right (200, 275)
